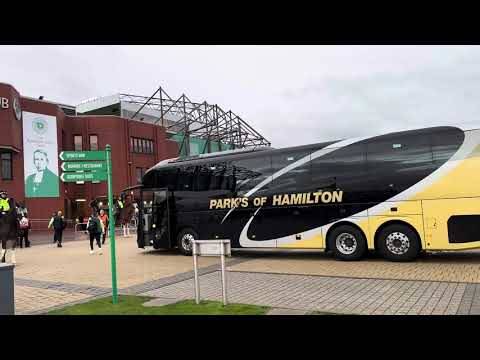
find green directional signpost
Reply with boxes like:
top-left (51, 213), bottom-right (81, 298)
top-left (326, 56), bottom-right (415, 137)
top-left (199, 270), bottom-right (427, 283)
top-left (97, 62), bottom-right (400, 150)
top-left (59, 150), bottom-right (107, 161)
top-left (59, 146), bottom-right (118, 304)
top-left (61, 161), bottom-right (107, 172)
top-left (60, 172), bottom-right (108, 182)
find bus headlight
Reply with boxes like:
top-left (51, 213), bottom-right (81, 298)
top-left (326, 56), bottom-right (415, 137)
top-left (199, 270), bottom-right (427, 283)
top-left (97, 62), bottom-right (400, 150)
top-left (152, 224), bottom-right (156, 228)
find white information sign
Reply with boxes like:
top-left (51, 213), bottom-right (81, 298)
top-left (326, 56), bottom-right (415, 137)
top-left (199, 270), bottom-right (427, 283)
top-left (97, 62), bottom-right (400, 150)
top-left (192, 239), bottom-right (231, 305)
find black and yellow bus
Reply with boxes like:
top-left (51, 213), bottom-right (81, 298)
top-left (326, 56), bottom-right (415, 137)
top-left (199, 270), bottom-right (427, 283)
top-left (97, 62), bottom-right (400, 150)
top-left (137, 125), bottom-right (480, 261)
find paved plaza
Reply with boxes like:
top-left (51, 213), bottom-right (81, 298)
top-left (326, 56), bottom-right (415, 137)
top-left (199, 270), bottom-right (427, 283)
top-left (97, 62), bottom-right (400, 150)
top-left (6, 233), bottom-right (480, 315)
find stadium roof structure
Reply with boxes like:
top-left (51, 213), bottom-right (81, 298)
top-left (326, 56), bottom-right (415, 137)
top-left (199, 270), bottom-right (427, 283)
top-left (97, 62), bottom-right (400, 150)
top-left (76, 86), bottom-right (271, 157)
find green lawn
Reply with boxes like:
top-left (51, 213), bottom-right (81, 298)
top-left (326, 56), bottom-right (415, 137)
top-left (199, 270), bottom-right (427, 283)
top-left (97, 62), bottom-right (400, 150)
top-left (308, 311), bottom-right (341, 315)
top-left (48, 295), bottom-right (269, 315)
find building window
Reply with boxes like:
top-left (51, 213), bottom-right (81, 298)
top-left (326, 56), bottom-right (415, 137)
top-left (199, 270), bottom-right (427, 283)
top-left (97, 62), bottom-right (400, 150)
top-left (1, 153), bottom-right (12, 180)
top-left (74, 135), bottom-right (83, 151)
top-left (136, 167), bottom-right (146, 184)
top-left (90, 135), bottom-right (98, 151)
top-left (130, 137), bottom-right (154, 154)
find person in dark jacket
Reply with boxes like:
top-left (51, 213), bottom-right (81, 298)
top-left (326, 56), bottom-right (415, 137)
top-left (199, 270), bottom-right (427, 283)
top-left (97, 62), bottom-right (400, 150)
top-left (48, 211), bottom-right (66, 248)
top-left (87, 211), bottom-right (103, 255)
top-left (18, 214), bottom-right (31, 248)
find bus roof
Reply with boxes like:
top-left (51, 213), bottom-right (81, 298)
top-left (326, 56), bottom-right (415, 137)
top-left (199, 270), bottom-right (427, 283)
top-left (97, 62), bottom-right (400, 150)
top-left (146, 124), bottom-right (480, 174)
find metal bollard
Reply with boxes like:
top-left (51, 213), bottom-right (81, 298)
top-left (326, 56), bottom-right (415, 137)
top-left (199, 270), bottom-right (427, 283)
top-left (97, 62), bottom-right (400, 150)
top-left (0, 264), bottom-right (15, 315)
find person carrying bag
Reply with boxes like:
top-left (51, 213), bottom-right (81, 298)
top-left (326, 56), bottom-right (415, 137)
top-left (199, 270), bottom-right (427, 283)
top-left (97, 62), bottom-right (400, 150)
top-left (87, 212), bottom-right (103, 255)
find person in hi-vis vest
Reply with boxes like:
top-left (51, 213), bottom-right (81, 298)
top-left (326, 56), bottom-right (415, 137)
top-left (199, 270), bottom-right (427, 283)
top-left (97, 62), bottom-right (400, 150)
top-left (0, 190), bottom-right (11, 214)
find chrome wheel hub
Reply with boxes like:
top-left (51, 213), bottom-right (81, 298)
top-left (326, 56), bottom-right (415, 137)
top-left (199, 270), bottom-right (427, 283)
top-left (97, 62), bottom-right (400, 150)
top-left (335, 233), bottom-right (357, 255)
top-left (182, 233), bottom-right (194, 251)
top-left (386, 232), bottom-right (410, 255)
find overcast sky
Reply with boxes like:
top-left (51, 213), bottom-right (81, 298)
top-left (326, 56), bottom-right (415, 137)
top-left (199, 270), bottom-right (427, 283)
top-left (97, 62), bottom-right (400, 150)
top-left (1, 45), bottom-right (480, 147)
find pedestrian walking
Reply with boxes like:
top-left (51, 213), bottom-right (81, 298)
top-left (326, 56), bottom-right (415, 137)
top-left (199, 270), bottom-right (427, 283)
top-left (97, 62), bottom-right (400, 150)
top-left (18, 214), bottom-right (31, 248)
top-left (48, 211), bottom-right (66, 247)
top-left (87, 211), bottom-right (103, 255)
top-left (98, 209), bottom-right (109, 245)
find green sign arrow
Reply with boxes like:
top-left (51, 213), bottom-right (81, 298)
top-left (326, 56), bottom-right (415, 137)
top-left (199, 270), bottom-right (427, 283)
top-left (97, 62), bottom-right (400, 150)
top-left (59, 151), bottom-right (106, 161)
top-left (61, 161), bottom-right (106, 172)
top-left (60, 171), bottom-right (108, 182)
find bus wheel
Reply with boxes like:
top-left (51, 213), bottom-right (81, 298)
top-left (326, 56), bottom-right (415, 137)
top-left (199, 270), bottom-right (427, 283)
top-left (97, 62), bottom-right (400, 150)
top-left (177, 228), bottom-right (198, 256)
top-left (377, 224), bottom-right (420, 262)
top-left (328, 225), bottom-right (367, 261)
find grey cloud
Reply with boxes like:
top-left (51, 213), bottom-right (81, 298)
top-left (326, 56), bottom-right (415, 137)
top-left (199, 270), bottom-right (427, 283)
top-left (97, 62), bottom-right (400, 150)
top-left (2, 45), bottom-right (480, 150)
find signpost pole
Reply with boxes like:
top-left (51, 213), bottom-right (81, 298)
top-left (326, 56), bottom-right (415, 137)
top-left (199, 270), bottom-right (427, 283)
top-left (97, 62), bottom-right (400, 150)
top-left (220, 243), bottom-right (227, 306)
top-left (192, 241), bottom-right (200, 304)
top-left (105, 145), bottom-right (118, 304)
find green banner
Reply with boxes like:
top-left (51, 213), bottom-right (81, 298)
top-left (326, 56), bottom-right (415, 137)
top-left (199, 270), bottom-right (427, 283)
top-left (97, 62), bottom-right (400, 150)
top-left (59, 151), bottom-right (106, 161)
top-left (60, 171), bottom-right (107, 182)
top-left (61, 161), bottom-right (106, 172)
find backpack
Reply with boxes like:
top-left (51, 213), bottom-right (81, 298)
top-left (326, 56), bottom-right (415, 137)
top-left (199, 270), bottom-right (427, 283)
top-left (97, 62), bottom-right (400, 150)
top-left (87, 217), bottom-right (99, 233)
top-left (19, 217), bottom-right (29, 229)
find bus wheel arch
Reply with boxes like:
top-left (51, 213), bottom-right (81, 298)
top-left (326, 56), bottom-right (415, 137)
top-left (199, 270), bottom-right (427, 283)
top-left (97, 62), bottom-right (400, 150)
top-left (374, 220), bottom-right (422, 262)
top-left (325, 222), bottom-right (368, 261)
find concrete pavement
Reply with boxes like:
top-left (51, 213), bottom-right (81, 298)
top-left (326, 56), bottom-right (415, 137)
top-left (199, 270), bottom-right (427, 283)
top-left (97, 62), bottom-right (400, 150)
top-left (7, 239), bottom-right (480, 315)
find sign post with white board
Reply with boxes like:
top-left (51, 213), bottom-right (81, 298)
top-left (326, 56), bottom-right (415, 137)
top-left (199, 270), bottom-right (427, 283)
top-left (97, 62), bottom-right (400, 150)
top-left (192, 240), bottom-right (231, 305)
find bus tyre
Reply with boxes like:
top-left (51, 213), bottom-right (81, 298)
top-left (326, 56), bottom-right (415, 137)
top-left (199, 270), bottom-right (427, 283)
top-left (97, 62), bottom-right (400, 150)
top-left (377, 224), bottom-right (420, 262)
top-left (177, 228), bottom-right (198, 256)
top-left (328, 225), bottom-right (367, 261)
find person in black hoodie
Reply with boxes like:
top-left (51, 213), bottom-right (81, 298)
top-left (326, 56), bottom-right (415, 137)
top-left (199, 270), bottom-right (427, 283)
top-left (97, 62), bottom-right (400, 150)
top-left (48, 211), bottom-right (66, 248)
top-left (87, 211), bottom-right (103, 255)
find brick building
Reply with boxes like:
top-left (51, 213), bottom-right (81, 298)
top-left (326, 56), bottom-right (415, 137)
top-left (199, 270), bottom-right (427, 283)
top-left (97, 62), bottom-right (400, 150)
top-left (0, 82), bottom-right (178, 224)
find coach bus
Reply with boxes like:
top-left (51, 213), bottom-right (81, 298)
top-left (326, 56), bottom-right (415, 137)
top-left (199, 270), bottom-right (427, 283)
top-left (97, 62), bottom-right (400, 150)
top-left (136, 125), bottom-right (480, 262)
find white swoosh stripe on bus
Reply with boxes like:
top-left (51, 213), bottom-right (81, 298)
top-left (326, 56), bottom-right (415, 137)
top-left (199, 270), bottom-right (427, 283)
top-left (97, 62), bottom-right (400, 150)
top-left (239, 129), bottom-right (480, 248)
top-left (236, 135), bottom-right (376, 245)
top-left (222, 135), bottom-right (374, 225)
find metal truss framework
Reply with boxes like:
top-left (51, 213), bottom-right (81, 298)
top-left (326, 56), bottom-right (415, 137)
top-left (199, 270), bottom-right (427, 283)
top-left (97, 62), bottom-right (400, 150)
top-left (119, 87), bottom-right (271, 157)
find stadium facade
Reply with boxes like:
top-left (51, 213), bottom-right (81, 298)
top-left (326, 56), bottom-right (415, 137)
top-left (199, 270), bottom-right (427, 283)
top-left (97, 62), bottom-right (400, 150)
top-left (0, 82), bottom-right (269, 225)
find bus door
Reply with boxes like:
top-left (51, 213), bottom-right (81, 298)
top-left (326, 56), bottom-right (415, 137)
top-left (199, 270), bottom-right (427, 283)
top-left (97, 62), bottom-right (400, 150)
top-left (138, 189), bottom-right (172, 249)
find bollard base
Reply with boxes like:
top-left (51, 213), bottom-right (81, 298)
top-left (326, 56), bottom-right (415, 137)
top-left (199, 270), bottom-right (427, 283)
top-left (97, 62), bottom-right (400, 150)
top-left (0, 264), bottom-right (15, 315)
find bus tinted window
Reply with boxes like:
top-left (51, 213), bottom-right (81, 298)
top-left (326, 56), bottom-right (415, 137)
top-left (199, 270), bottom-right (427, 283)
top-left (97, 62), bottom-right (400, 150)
top-left (231, 155), bottom-right (272, 195)
top-left (208, 162), bottom-right (232, 191)
top-left (366, 133), bottom-right (434, 197)
top-left (196, 164), bottom-right (212, 191)
top-left (430, 128), bottom-right (465, 163)
top-left (311, 144), bottom-right (368, 202)
top-left (176, 166), bottom-right (196, 191)
top-left (270, 150), bottom-right (312, 193)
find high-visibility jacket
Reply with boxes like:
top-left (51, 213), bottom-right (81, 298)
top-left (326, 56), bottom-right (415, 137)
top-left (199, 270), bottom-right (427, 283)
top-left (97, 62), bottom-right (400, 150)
top-left (0, 198), bottom-right (10, 212)
top-left (117, 200), bottom-right (124, 209)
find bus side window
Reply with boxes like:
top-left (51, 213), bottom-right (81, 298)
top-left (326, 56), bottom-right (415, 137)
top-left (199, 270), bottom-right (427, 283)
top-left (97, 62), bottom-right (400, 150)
top-left (195, 164), bottom-right (212, 191)
top-left (232, 155), bottom-right (272, 196)
top-left (311, 144), bottom-right (368, 202)
top-left (430, 127), bottom-right (465, 164)
top-left (208, 162), bottom-right (231, 191)
top-left (271, 150), bottom-right (311, 193)
top-left (366, 132), bottom-right (434, 198)
top-left (177, 166), bottom-right (195, 191)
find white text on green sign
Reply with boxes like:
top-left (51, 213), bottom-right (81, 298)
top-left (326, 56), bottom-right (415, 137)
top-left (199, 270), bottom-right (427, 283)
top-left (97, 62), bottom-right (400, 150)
top-left (61, 161), bottom-right (106, 172)
top-left (60, 172), bottom-right (108, 182)
top-left (59, 151), bottom-right (106, 161)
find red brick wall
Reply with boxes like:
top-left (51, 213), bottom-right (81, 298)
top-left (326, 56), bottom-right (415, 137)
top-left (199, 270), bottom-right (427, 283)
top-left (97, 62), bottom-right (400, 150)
top-left (0, 83), bottom-right (179, 221)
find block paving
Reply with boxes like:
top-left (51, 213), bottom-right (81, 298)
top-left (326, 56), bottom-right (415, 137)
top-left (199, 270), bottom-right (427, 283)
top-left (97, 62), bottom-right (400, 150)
top-left (6, 237), bottom-right (480, 315)
top-left (142, 271), bottom-right (479, 315)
